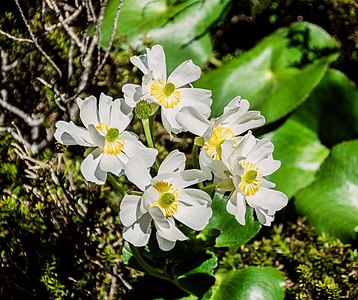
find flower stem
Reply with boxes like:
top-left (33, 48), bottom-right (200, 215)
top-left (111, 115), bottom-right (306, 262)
top-left (107, 173), bottom-right (126, 197)
top-left (200, 183), bottom-right (217, 192)
top-left (142, 118), bottom-right (160, 169)
top-left (129, 245), bottom-right (171, 281)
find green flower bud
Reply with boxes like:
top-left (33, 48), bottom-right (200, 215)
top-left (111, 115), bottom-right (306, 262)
top-left (135, 100), bottom-right (152, 120)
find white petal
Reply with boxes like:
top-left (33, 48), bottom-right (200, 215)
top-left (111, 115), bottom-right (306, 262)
top-left (125, 156), bottom-right (152, 191)
top-left (122, 136), bottom-right (158, 167)
top-left (99, 154), bottom-right (125, 176)
top-left (168, 60), bottom-right (201, 87)
top-left (122, 213), bottom-right (152, 247)
top-left (99, 93), bottom-right (113, 124)
top-left (110, 99), bottom-right (131, 133)
top-left (175, 190), bottom-right (212, 230)
top-left (88, 124), bottom-right (105, 149)
top-left (171, 169), bottom-right (209, 189)
top-left (178, 88), bottom-right (212, 113)
top-left (176, 107), bottom-right (211, 136)
top-left (257, 155), bottom-right (281, 176)
top-left (198, 149), bottom-right (214, 180)
top-left (130, 55), bottom-right (149, 75)
top-left (226, 191), bottom-right (246, 225)
top-left (154, 214), bottom-right (187, 242)
top-left (229, 111), bottom-right (266, 135)
top-left (147, 45), bottom-right (166, 79)
top-left (246, 138), bottom-right (274, 164)
top-left (142, 186), bottom-right (160, 209)
top-left (254, 207), bottom-right (274, 226)
top-left (246, 188), bottom-right (288, 215)
top-left (76, 97), bottom-right (83, 109)
top-left (81, 148), bottom-right (107, 184)
top-left (122, 83), bottom-right (142, 108)
top-left (156, 233), bottom-right (176, 251)
top-left (220, 140), bottom-right (235, 170)
top-left (223, 96), bottom-right (245, 114)
top-left (161, 107), bottom-right (183, 134)
top-left (80, 95), bottom-right (99, 128)
top-left (180, 189), bottom-right (212, 206)
top-left (120, 195), bottom-right (143, 227)
top-left (236, 132), bottom-right (256, 158)
top-left (54, 121), bottom-right (92, 146)
top-left (158, 150), bottom-right (185, 175)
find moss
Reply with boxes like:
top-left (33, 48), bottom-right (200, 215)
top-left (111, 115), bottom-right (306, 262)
top-left (219, 218), bottom-right (357, 299)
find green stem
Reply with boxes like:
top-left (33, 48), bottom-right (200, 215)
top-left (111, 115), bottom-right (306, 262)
top-left (142, 118), bottom-right (160, 169)
top-left (200, 183), bottom-right (217, 192)
top-left (107, 173), bottom-right (126, 197)
top-left (130, 245), bottom-right (171, 281)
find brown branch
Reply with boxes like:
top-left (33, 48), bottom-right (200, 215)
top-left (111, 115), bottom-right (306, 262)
top-left (0, 29), bottom-right (34, 43)
top-left (14, 0), bottom-right (62, 77)
top-left (94, 0), bottom-right (123, 78)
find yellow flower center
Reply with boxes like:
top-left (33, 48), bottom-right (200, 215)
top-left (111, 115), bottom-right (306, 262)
top-left (151, 181), bottom-right (179, 217)
top-left (96, 122), bottom-right (125, 155)
top-left (238, 161), bottom-right (262, 196)
top-left (203, 126), bottom-right (235, 160)
top-left (150, 77), bottom-right (181, 108)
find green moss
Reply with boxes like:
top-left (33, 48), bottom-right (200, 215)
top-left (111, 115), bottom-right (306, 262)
top-left (219, 218), bottom-right (357, 299)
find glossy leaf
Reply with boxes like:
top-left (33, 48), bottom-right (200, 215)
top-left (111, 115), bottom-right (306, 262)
top-left (208, 267), bottom-right (285, 300)
top-left (196, 22), bottom-right (338, 123)
top-left (266, 115), bottom-right (330, 199)
top-left (293, 69), bottom-right (358, 147)
top-left (207, 193), bottom-right (261, 249)
top-left (295, 140), bottom-right (358, 241)
top-left (176, 251), bottom-right (217, 298)
top-left (102, 0), bottom-right (230, 70)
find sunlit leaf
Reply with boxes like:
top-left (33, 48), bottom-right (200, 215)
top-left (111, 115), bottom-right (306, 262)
top-left (196, 22), bottom-right (338, 124)
top-left (102, 0), bottom-right (231, 70)
top-left (207, 193), bottom-right (261, 249)
top-left (208, 267), bottom-right (285, 300)
top-left (295, 140), bottom-right (358, 241)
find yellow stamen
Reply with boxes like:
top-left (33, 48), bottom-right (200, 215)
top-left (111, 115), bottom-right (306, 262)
top-left (238, 161), bottom-right (262, 196)
top-left (150, 182), bottom-right (179, 217)
top-left (96, 123), bottom-right (125, 155)
top-left (150, 77), bottom-right (181, 108)
top-left (204, 126), bottom-right (235, 160)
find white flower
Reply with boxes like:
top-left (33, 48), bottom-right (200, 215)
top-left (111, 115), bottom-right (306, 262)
top-left (54, 93), bottom-right (157, 184)
top-left (220, 132), bottom-right (288, 226)
top-left (123, 45), bottom-right (212, 137)
top-left (199, 97), bottom-right (265, 182)
top-left (120, 150), bottom-right (212, 251)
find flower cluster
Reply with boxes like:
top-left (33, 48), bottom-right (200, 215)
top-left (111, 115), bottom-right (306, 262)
top-left (54, 45), bottom-right (288, 251)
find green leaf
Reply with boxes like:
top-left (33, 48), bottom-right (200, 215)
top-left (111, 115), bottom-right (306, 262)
top-left (176, 250), bottom-right (217, 298)
top-left (295, 140), bottom-right (358, 241)
top-left (293, 69), bottom-right (358, 147)
top-left (208, 267), bottom-right (285, 300)
top-left (266, 115), bottom-right (330, 199)
top-left (102, 0), bottom-right (230, 70)
top-left (207, 193), bottom-right (261, 249)
top-left (196, 22), bottom-right (338, 124)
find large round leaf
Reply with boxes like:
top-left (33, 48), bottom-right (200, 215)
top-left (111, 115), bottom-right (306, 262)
top-left (102, 0), bottom-right (230, 70)
top-left (266, 115), bottom-right (329, 199)
top-left (295, 140), bottom-right (358, 241)
top-left (293, 69), bottom-right (358, 147)
top-left (176, 251), bottom-right (217, 298)
top-left (207, 193), bottom-right (261, 249)
top-left (208, 267), bottom-right (285, 300)
top-left (196, 22), bottom-right (338, 124)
